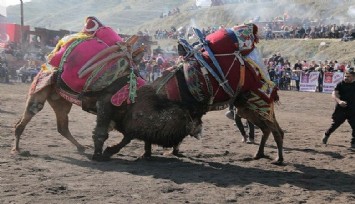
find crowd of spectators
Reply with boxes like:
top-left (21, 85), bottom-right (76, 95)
top-left (150, 7), bottom-right (355, 41)
top-left (151, 20), bottom-right (355, 42)
top-left (262, 22), bottom-right (355, 40)
top-left (265, 53), bottom-right (354, 92)
top-left (137, 46), bottom-right (178, 83)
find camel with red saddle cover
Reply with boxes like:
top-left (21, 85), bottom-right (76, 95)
top-left (13, 19), bottom-right (284, 165)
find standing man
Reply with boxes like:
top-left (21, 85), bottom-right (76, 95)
top-left (226, 103), bottom-right (255, 144)
top-left (322, 70), bottom-right (355, 148)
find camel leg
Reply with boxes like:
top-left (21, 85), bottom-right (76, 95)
top-left (102, 136), bottom-right (132, 158)
top-left (172, 144), bottom-right (181, 156)
top-left (47, 95), bottom-right (85, 153)
top-left (237, 107), bottom-right (284, 164)
top-left (92, 96), bottom-right (113, 161)
top-left (12, 87), bottom-right (50, 153)
top-left (236, 107), bottom-right (271, 160)
top-left (254, 127), bottom-right (271, 160)
top-left (270, 120), bottom-right (284, 165)
top-left (162, 143), bottom-right (184, 157)
top-left (141, 141), bottom-right (152, 158)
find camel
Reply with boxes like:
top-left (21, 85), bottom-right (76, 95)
top-left (13, 24), bottom-right (284, 165)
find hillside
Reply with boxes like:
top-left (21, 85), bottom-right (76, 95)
top-left (259, 38), bottom-right (355, 64)
top-left (5, 0), bottom-right (355, 63)
top-left (6, 0), bottom-right (355, 33)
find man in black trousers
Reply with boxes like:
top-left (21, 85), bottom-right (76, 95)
top-left (225, 104), bottom-right (255, 144)
top-left (322, 69), bottom-right (355, 148)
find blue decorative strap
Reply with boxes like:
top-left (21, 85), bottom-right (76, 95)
top-left (192, 27), bottom-right (234, 97)
top-left (178, 38), bottom-right (226, 99)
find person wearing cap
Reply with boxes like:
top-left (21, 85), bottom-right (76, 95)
top-left (322, 70), bottom-right (355, 148)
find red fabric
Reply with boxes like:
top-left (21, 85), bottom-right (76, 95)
top-left (159, 68), bottom-right (181, 101)
top-left (199, 28), bottom-right (262, 102)
top-left (111, 77), bottom-right (146, 106)
top-left (82, 16), bottom-right (104, 34)
top-left (165, 75), bottom-right (181, 101)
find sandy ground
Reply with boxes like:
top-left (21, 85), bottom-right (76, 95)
top-left (0, 82), bottom-right (354, 204)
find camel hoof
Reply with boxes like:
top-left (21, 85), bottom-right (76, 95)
top-left (138, 155), bottom-right (152, 161)
top-left (11, 147), bottom-right (20, 154)
top-left (253, 153), bottom-right (265, 160)
top-left (102, 146), bottom-right (116, 158)
top-left (139, 152), bottom-right (152, 160)
top-left (271, 159), bottom-right (284, 166)
top-left (76, 145), bottom-right (86, 153)
top-left (92, 153), bottom-right (110, 162)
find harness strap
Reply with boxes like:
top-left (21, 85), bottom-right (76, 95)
top-left (200, 66), bottom-right (214, 104)
top-left (178, 38), bottom-right (233, 101)
top-left (192, 27), bottom-right (235, 97)
top-left (156, 66), bottom-right (180, 94)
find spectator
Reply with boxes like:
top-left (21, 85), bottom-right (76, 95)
top-left (322, 70), bottom-right (355, 149)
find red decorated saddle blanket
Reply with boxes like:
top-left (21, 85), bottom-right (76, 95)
top-left (201, 28), bottom-right (262, 100)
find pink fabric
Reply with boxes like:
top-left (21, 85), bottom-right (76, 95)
top-left (61, 38), bottom-right (109, 93)
top-left (48, 43), bottom-right (70, 68)
top-left (60, 26), bottom-right (123, 93)
top-left (111, 77), bottom-right (146, 106)
top-left (94, 27), bottom-right (123, 46)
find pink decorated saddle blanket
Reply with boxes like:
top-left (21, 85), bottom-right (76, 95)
top-left (48, 26), bottom-right (123, 93)
top-left (30, 69), bottom-right (147, 108)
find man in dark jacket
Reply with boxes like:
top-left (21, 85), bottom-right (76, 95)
top-left (322, 70), bottom-right (355, 148)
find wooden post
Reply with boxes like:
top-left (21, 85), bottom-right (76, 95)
top-left (20, 0), bottom-right (24, 47)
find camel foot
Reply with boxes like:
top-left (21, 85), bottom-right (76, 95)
top-left (92, 153), bottom-right (111, 162)
top-left (11, 147), bottom-right (20, 154)
top-left (271, 158), bottom-right (284, 166)
top-left (253, 152), bottom-right (265, 160)
top-left (76, 145), bottom-right (86, 153)
top-left (102, 146), bottom-right (117, 158)
top-left (139, 152), bottom-right (152, 160)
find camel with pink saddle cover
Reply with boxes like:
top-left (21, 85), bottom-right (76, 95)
top-left (31, 16), bottom-right (146, 107)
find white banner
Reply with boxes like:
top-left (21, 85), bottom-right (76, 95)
top-left (322, 72), bottom-right (344, 94)
top-left (299, 71), bottom-right (320, 92)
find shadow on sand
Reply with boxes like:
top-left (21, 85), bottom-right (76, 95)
top-left (53, 152), bottom-right (354, 193)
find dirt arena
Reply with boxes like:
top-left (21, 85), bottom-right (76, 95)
top-left (0, 82), bottom-right (354, 204)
